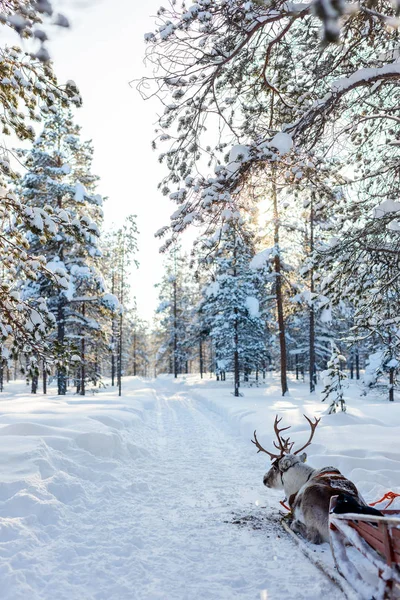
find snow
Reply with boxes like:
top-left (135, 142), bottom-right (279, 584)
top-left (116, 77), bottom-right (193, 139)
top-left (373, 199), bottom-right (400, 219)
top-left (205, 280), bottom-right (220, 297)
top-left (0, 375), bottom-right (398, 599)
top-left (331, 63), bottom-right (400, 93)
top-left (227, 144), bottom-right (250, 173)
top-left (364, 350), bottom-right (385, 387)
top-left (0, 376), bottom-right (349, 600)
top-left (269, 132), bottom-right (293, 155)
top-left (101, 292), bottom-right (120, 311)
top-left (320, 305), bottom-right (332, 323)
top-left (245, 296), bottom-right (260, 317)
top-left (249, 247), bottom-right (273, 270)
top-left (74, 181), bottom-right (88, 203)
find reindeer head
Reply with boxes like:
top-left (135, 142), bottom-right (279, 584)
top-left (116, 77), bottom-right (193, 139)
top-left (252, 415), bottom-right (320, 489)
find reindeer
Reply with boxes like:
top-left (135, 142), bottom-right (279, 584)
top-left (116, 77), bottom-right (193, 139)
top-left (252, 415), bottom-right (367, 544)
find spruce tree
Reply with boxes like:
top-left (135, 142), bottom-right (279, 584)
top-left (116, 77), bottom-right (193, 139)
top-left (0, 3), bottom-right (81, 373)
top-left (155, 247), bottom-right (192, 378)
top-left (16, 108), bottom-right (104, 394)
top-left (102, 216), bottom-right (139, 394)
top-left (200, 222), bottom-right (267, 396)
top-left (321, 344), bottom-right (347, 413)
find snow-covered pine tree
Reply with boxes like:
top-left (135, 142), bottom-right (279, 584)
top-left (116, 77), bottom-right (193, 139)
top-left (155, 247), bottom-right (193, 378)
top-left (199, 221), bottom-right (267, 396)
top-left (0, 5), bottom-right (82, 379)
top-left (102, 216), bottom-right (139, 394)
top-left (125, 308), bottom-right (150, 377)
top-left (318, 207), bottom-right (400, 403)
top-left (141, 0), bottom-right (398, 253)
top-left (362, 334), bottom-right (399, 403)
top-left (142, 1), bottom-right (400, 404)
top-left (188, 276), bottom-right (212, 380)
top-left (321, 343), bottom-right (347, 413)
top-left (16, 108), bottom-right (105, 394)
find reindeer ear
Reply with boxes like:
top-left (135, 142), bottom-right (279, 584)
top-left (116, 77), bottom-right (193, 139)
top-left (299, 452), bottom-right (307, 463)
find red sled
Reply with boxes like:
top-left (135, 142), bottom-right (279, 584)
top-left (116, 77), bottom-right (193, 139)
top-left (329, 495), bottom-right (400, 600)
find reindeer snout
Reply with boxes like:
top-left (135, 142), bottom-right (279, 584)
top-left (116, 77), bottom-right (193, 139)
top-left (263, 474), bottom-right (270, 487)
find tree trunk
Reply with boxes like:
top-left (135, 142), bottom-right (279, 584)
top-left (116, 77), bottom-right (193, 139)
top-left (80, 302), bottom-right (86, 396)
top-left (94, 346), bottom-right (99, 386)
top-left (199, 338), bottom-right (204, 379)
top-left (133, 332), bottom-right (137, 376)
top-left (272, 174), bottom-right (288, 396)
top-left (0, 362), bottom-right (3, 392)
top-left (173, 278), bottom-right (178, 379)
top-left (31, 373), bottom-right (38, 394)
top-left (117, 240), bottom-right (124, 398)
top-left (42, 363), bottom-right (47, 395)
top-left (111, 273), bottom-right (116, 386)
top-left (118, 311), bottom-right (123, 397)
top-left (234, 307), bottom-right (240, 397)
top-left (389, 367), bottom-right (395, 402)
top-left (355, 346), bottom-right (360, 380)
top-left (309, 191), bottom-right (316, 394)
top-left (57, 296), bottom-right (67, 395)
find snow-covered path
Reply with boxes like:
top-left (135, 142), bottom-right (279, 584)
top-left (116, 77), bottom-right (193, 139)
top-left (1, 378), bottom-right (343, 600)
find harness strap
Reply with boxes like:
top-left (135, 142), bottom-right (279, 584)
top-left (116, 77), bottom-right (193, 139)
top-left (369, 491), bottom-right (400, 509)
top-left (279, 500), bottom-right (291, 512)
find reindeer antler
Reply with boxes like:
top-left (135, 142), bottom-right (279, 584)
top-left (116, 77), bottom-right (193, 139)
top-left (272, 416), bottom-right (292, 453)
top-left (251, 415), bottom-right (293, 460)
top-left (293, 415), bottom-right (321, 455)
top-left (252, 414), bottom-right (320, 460)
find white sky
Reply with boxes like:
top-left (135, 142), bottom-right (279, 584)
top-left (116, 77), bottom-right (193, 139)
top-left (46, 0), bottom-right (178, 322)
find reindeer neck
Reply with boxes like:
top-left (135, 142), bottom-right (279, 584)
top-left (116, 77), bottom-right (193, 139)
top-left (282, 462), bottom-right (315, 498)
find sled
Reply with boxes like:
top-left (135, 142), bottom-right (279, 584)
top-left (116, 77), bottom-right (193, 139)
top-left (329, 495), bottom-right (400, 600)
top-left (280, 517), bottom-right (360, 600)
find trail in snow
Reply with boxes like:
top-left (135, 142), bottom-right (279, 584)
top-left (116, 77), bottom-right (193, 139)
top-left (0, 378), bottom-right (342, 600)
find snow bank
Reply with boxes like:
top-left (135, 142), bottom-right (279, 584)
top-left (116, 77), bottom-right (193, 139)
top-left (0, 379), bottom-right (156, 599)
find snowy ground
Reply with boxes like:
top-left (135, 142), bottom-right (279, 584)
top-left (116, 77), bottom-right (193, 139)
top-left (0, 375), bottom-right (399, 600)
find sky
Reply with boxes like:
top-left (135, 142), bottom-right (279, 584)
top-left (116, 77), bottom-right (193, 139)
top-left (44, 0), bottom-right (180, 321)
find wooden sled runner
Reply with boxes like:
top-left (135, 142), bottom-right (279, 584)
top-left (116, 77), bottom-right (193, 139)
top-left (329, 495), bottom-right (400, 600)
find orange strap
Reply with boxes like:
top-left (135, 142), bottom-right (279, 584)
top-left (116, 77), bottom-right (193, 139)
top-left (369, 491), bottom-right (400, 509)
top-left (280, 500), bottom-right (291, 512)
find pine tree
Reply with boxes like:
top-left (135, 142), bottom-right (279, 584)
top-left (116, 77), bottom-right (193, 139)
top-left (200, 222), bottom-right (268, 396)
top-left (16, 108), bottom-right (105, 394)
top-left (155, 247), bottom-right (192, 378)
top-left (141, 0), bottom-right (400, 403)
top-left (102, 216), bottom-right (139, 394)
top-left (321, 344), bottom-right (347, 413)
top-left (0, 4), bottom-right (82, 376)
top-left (125, 309), bottom-right (150, 377)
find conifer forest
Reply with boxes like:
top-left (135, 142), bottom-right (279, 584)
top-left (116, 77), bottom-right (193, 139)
top-left (0, 2), bottom-right (399, 600)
